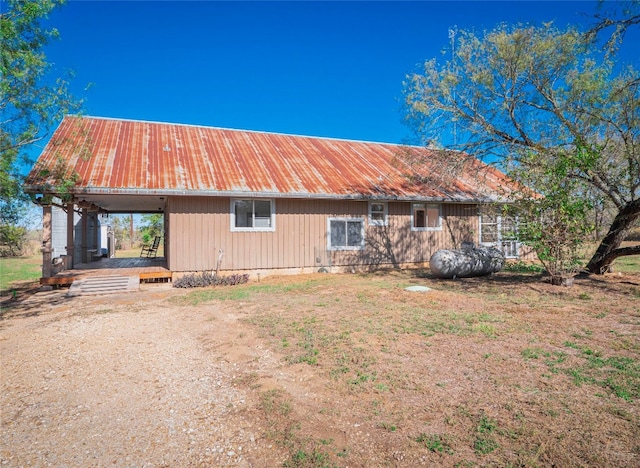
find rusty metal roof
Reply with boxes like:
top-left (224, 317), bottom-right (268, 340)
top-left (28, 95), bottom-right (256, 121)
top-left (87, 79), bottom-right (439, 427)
top-left (25, 115), bottom-right (518, 203)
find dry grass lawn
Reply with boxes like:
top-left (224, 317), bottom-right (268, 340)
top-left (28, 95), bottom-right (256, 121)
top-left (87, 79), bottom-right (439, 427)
top-left (170, 269), bottom-right (640, 467)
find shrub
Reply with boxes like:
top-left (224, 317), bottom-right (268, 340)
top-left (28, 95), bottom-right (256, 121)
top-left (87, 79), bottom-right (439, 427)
top-left (0, 224), bottom-right (28, 257)
top-left (503, 260), bottom-right (544, 273)
top-left (173, 271), bottom-right (249, 288)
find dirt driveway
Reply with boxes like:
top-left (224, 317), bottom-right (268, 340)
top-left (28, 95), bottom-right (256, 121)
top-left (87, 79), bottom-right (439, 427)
top-left (1, 286), bottom-right (287, 467)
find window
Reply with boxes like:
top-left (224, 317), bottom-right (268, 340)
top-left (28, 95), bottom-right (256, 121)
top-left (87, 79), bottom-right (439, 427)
top-left (328, 218), bottom-right (364, 250)
top-left (479, 209), bottom-right (520, 258)
top-left (368, 201), bottom-right (388, 226)
top-left (231, 199), bottom-right (275, 231)
top-left (411, 203), bottom-right (441, 230)
top-left (480, 213), bottom-right (498, 243)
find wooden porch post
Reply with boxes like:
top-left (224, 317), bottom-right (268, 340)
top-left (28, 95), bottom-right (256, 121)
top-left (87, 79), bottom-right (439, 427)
top-left (89, 213), bottom-right (100, 256)
top-left (66, 202), bottom-right (75, 269)
top-left (41, 205), bottom-right (52, 278)
top-left (81, 207), bottom-right (88, 263)
top-left (92, 213), bottom-right (99, 255)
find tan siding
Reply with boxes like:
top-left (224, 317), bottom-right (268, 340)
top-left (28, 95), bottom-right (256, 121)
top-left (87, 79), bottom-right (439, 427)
top-left (212, 199), bottom-right (223, 268)
top-left (344, 202), bottom-right (479, 268)
top-left (169, 197), bottom-right (227, 271)
top-left (187, 200), bottom-right (195, 269)
top-left (443, 203), bottom-right (479, 247)
top-left (198, 199), bottom-right (207, 270)
top-left (278, 205), bottom-right (287, 269)
top-left (194, 202), bottom-right (203, 270)
top-left (167, 197), bottom-right (482, 272)
top-left (164, 201), bottom-right (170, 269)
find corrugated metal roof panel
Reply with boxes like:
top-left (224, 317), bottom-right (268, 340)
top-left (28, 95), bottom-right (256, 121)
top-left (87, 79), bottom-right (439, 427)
top-left (25, 115), bottom-right (519, 202)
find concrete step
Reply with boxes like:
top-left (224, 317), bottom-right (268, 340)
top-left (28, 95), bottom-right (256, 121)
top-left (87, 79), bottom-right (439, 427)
top-left (67, 276), bottom-right (140, 297)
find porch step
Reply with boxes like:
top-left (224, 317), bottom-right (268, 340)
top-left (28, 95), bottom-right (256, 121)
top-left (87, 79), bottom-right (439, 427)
top-left (67, 275), bottom-right (140, 297)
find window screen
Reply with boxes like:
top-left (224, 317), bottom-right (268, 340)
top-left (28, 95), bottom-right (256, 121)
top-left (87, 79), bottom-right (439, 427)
top-left (329, 219), bottom-right (364, 249)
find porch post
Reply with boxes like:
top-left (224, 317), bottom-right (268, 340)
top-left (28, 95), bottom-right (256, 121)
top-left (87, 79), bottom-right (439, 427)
top-left (92, 213), bottom-right (98, 256)
top-left (81, 207), bottom-right (88, 263)
top-left (41, 205), bottom-right (52, 278)
top-left (66, 202), bottom-right (74, 269)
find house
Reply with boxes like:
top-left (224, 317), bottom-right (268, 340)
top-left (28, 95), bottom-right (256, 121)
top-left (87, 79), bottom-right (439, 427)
top-left (25, 115), bottom-right (527, 279)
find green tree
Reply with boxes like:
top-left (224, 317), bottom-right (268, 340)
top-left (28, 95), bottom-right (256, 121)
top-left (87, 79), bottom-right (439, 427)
top-left (111, 215), bottom-right (133, 250)
top-left (403, 19), bottom-right (639, 275)
top-left (1, 0), bottom-right (81, 233)
top-left (139, 214), bottom-right (163, 245)
top-left (0, 224), bottom-right (27, 256)
top-left (511, 155), bottom-right (595, 282)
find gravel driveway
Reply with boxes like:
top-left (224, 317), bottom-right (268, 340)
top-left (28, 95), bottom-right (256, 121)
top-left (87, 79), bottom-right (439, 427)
top-left (1, 286), bottom-right (285, 467)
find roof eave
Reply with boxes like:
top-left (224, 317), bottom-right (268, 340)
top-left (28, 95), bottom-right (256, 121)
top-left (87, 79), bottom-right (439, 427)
top-left (24, 185), bottom-right (507, 204)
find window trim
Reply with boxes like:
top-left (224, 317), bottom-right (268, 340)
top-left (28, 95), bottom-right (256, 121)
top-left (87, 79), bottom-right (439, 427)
top-left (368, 201), bottom-right (388, 226)
top-left (410, 203), bottom-right (442, 231)
top-left (479, 210), bottom-right (520, 258)
top-left (327, 217), bottom-right (365, 250)
top-left (230, 198), bottom-right (276, 232)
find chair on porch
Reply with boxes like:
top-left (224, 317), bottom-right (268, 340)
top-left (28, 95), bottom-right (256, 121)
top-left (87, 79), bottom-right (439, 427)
top-left (140, 236), bottom-right (161, 258)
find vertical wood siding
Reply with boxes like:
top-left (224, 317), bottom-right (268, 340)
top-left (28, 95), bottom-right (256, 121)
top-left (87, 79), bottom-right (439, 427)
top-left (167, 197), bottom-right (480, 272)
top-left (342, 202), bottom-right (479, 269)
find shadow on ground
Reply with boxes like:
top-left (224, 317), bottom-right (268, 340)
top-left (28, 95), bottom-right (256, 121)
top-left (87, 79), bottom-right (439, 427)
top-left (0, 283), bottom-right (73, 321)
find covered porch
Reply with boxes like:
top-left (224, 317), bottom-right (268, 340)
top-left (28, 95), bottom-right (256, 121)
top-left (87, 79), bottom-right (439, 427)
top-left (35, 191), bottom-right (169, 286)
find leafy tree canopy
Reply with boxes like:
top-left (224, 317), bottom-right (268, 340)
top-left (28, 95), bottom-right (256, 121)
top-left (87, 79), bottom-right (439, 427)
top-left (140, 214), bottom-right (163, 245)
top-left (1, 0), bottom-right (81, 226)
top-left (403, 10), bottom-right (640, 275)
top-left (587, 0), bottom-right (640, 54)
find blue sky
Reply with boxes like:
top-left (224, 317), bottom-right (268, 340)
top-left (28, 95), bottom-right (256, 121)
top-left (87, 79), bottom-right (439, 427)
top-left (39, 0), bottom-right (637, 148)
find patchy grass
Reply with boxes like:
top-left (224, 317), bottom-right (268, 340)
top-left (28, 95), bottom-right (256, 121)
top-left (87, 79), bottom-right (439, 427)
top-left (258, 388), bottom-right (337, 468)
top-left (612, 250), bottom-right (640, 273)
top-left (201, 270), bottom-right (640, 467)
top-left (0, 254), bottom-right (41, 294)
top-left (415, 432), bottom-right (454, 455)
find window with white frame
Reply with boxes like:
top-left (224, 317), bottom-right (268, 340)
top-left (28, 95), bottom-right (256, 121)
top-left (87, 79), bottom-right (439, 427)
top-left (231, 199), bottom-right (275, 231)
top-left (480, 213), bottom-right (499, 243)
top-left (479, 209), bottom-right (520, 258)
top-left (328, 218), bottom-right (364, 250)
top-left (368, 201), bottom-right (388, 226)
top-left (411, 203), bottom-right (441, 230)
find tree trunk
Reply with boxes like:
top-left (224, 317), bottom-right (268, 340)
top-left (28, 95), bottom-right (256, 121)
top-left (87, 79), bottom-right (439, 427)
top-left (586, 198), bottom-right (640, 274)
top-left (551, 275), bottom-right (575, 287)
top-left (130, 214), bottom-right (134, 249)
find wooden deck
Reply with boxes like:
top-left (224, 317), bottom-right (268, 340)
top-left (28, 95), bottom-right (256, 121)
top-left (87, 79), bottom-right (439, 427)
top-left (41, 257), bottom-right (172, 285)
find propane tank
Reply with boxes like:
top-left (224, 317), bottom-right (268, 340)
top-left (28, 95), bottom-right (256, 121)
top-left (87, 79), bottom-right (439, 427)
top-left (429, 245), bottom-right (505, 279)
